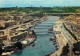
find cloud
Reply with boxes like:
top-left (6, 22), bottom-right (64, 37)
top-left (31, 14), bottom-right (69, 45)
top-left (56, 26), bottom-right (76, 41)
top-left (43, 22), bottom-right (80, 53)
top-left (0, 0), bottom-right (80, 7)
top-left (0, 0), bottom-right (4, 7)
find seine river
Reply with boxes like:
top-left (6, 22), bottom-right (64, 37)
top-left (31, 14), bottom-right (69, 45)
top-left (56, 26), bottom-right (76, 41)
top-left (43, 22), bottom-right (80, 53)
top-left (11, 16), bottom-right (59, 56)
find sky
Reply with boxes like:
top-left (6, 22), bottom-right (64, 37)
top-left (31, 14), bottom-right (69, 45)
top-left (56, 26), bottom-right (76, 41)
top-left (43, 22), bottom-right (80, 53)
top-left (0, 0), bottom-right (80, 7)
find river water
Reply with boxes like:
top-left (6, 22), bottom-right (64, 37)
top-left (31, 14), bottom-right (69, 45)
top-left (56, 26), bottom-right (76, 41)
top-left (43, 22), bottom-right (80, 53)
top-left (11, 16), bottom-right (59, 56)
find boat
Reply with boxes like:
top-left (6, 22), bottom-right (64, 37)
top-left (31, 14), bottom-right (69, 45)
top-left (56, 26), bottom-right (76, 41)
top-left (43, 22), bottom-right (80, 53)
top-left (53, 43), bottom-right (57, 45)
top-left (46, 52), bottom-right (53, 56)
top-left (56, 48), bottom-right (59, 50)
top-left (53, 40), bottom-right (56, 42)
top-left (31, 43), bottom-right (35, 47)
top-left (48, 28), bottom-right (53, 33)
top-left (55, 45), bottom-right (57, 47)
top-left (46, 54), bottom-right (50, 56)
top-left (49, 38), bottom-right (53, 41)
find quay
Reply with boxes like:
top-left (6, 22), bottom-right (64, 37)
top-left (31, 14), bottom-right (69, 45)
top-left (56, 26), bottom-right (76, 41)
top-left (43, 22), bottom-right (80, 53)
top-left (51, 20), bottom-right (68, 56)
top-left (51, 19), bottom-right (77, 56)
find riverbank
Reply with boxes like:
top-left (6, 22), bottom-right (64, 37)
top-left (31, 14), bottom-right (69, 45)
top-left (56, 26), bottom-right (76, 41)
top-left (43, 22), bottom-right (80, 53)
top-left (1, 16), bottom-right (48, 56)
top-left (9, 16), bottom-right (59, 56)
top-left (2, 31), bottom-right (36, 56)
top-left (50, 20), bottom-right (68, 56)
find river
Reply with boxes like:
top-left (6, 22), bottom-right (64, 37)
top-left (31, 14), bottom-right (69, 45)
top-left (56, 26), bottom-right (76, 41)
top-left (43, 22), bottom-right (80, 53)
top-left (10, 16), bottom-right (60, 56)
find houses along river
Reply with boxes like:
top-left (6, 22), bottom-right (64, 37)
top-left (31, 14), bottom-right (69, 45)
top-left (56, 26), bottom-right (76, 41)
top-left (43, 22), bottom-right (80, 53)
top-left (11, 16), bottom-right (59, 56)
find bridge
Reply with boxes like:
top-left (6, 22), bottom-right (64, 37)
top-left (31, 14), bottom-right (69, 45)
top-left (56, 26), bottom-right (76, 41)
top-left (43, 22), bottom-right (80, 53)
top-left (36, 25), bottom-right (53, 27)
top-left (35, 26), bottom-right (52, 27)
top-left (43, 13), bottom-right (80, 16)
top-left (34, 31), bottom-right (61, 33)
top-left (34, 31), bottom-right (54, 33)
top-left (34, 28), bottom-right (52, 29)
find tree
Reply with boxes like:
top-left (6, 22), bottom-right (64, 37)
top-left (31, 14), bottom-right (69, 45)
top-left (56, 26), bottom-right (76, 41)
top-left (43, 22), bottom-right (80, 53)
top-left (0, 47), bottom-right (3, 55)
top-left (15, 42), bottom-right (22, 50)
top-left (60, 43), bottom-right (69, 56)
top-left (72, 42), bottom-right (80, 55)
